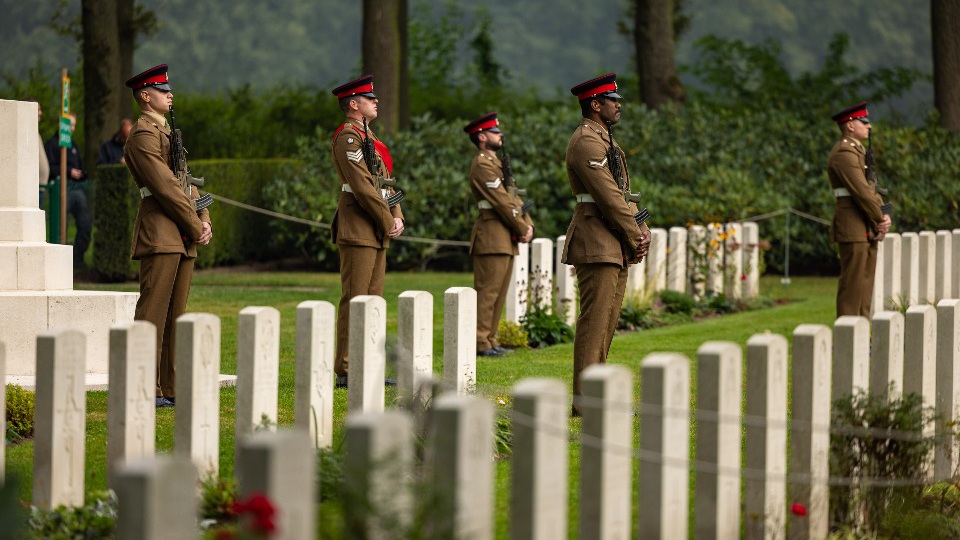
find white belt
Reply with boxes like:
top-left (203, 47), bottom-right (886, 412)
top-left (477, 200), bottom-right (493, 210)
top-left (834, 187), bottom-right (851, 198)
top-left (342, 184), bottom-right (388, 198)
top-left (576, 194), bottom-right (595, 203)
top-left (140, 186), bottom-right (152, 198)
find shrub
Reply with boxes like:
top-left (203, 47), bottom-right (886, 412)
top-left (520, 304), bottom-right (573, 348)
top-left (496, 320), bottom-right (529, 349)
top-left (27, 490), bottom-right (117, 540)
top-left (199, 477), bottom-right (238, 524)
top-left (658, 290), bottom-right (697, 314)
top-left (6, 384), bottom-right (35, 440)
top-left (618, 291), bottom-right (654, 331)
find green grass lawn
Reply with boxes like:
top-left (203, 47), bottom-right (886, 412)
top-left (5, 270), bottom-right (839, 538)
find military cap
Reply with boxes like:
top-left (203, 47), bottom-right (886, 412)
top-left (463, 112), bottom-right (501, 135)
top-left (125, 64), bottom-right (171, 91)
top-left (831, 101), bottom-right (870, 125)
top-left (332, 75), bottom-right (377, 99)
top-left (570, 73), bottom-right (622, 101)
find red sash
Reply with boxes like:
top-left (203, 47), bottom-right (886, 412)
top-left (331, 123), bottom-right (393, 175)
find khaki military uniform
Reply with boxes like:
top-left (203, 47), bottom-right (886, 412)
top-left (124, 109), bottom-right (211, 399)
top-left (828, 136), bottom-right (884, 317)
top-left (331, 118), bottom-right (404, 376)
top-left (469, 149), bottom-right (532, 351)
top-left (561, 118), bottom-right (647, 409)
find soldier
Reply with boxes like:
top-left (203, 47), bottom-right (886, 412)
top-left (463, 112), bottom-right (534, 358)
top-left (330, 75), bottom-right (404, 388)
top-left (124, 64), bottom-right (213, 408)
top-left (562, 73), bottom-right (650, 416)
top-left (828, 101), bottom-right (890, 317)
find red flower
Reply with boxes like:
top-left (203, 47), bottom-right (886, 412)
top-left (214, 530), bottom-right (236, 540)
top-left (231, 493), bottom-right (278, 537)
top-left (791, 502), bottom-right (808, 517)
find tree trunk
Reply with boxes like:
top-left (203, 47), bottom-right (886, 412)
top-left (932, 0), bottom-right (960, 131)
top-left (117, 0), bottom-right (135, 122)
top-left (634, 0), bottom-right (685, 109)
top-left (398, 0), bottom-right (409, 131)
top-left (362, 0), bottom-right (402, 135)
top-left (82, 0), bottom-right (120, 176)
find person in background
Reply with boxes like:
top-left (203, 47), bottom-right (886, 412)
top-left (98, 118), bottom-right (133, 165)
top-left (27, 98), bottom-right (50, 205)
top-left (44, 112), bottom-right (91, 270)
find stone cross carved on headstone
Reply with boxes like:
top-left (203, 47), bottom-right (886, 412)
top-left (107, 321), bottom-right (157, 489)
top-left (349, 295), bottom-right (387, 413)
top-left (695, 341), bottom-right (742, 540)
top-left (236, 306), bottom-right (281, 452)
top-left (33, 328), bottom-right (87, 509)
top-left (398, 291), bottom-right (433, 405)
top-left (174, 313), bottom-right (222, 480)
top-left (638, 353), bottom-right (690, 540)
top-left (294, 301), bottom-right (334, 449)
top-left (443, 287), bottom-right (477, 395)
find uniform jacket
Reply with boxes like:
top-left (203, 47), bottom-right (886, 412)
top-left (124, 110), bottom-right (210, 260)
top-left (561, 118), bottom-right (645, 266)
top-left (44, 136), bottom-right (86, 183)
top-left (469, 149), bottom-right (530, 256)
top-left (827, 136), bottom-right (883, 243)
top-left (331, 118), bottom-right (404, 248)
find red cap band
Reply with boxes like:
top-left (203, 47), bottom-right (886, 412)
top-left (466, 118), bottom-right (499, 134)
top-left (336, 82), bottom-right (373, 99)
top-left (577, 82), bottom-right (617, 101)
top-left (835, 108), bottom-right (868, 124)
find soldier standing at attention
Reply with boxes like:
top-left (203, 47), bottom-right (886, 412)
top-left (562, 74), bottom-right (650, 416)
top-left (330, 75), bottom-right (405, 388)
top-left (828, 101), bottom-right (890, 317)
top-left (124, 64), bottom-right (212, 408)
top-left (464, 112), bottom-right (534, 358)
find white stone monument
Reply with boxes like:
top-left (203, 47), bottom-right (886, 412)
top-left (706, 223), bottom-right (724, 297)
top-left (742, 222), bottom-right (760, 300)
top-left (918, 231), bottom-right (936, 304)
top-left (901, 232), bottom-right (920, 306)
top-left (666, 227), bottom-right (688, 293)
top-left (0, 100), bottom-right (137, 383)
top-left (872, 239), bottom-right (885, 316)
top-left (832, 316), bottom-right (870, 401)
top-left (174, 313), bottom-right (222, 479)
top-left (115, 457), bottom-right (198, 540)
top-left (870, 311), bottom-right (904, 400)
top-left (725, 222), bottom-right (743, 300)
top-left (555, 236), bottom-right (576, 326)
top-left (935, 230), bottom-right (952, 302)
top-left (294, 300), bottom-right (334, 448)
top-left (398, 291), bottom-right (433, 403)
top-left (443, 287), bottom-right (477, 394)
top-left (107, 321), bottom-right (157, 488)
top-left (882, 233), bottom-right (902, 310)
top-left (647, 228), bottom-right (668, 292)
top-left (348, 295), bottom-right (387, 413)
top-left (530, 238), bottom-right (553, 310)
top-left (953, 230), bottom-right (960, 300)
top-left (687, 225), bottom-right (707, 299)
top-left (935, 300), bottom-right (960, 480)
top-left (235, 306), bottom-right (281, 450)
top-left (505, 241), bottom-right (529, 323)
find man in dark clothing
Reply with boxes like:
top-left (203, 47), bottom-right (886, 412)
top-left (44, 112), bottom-right (92, 269)
top-left (97, 118), bottom-right (132, 165)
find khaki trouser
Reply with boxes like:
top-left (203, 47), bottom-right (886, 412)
top-left (135, 253), bottom-right (195, 399)
top-left (474, 254), bottom-right (514, 351)
top-left (837, 241), bottom-right (878, 318)
top-left (572, 263), bottom-right (629, 413)
top-left (335, 245), bottom-right (387, 376)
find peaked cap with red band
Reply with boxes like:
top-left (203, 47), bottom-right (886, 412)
top-left (570, 73), bottom-right (622, 101)
top-left (831, 101), bottom-right (870, 125)
top-left (463, 112), bottom-right (502, 135)
top-left (332, 75), bottom-right (377, 99)
top-left (126, 64), bottom-right (171, 91)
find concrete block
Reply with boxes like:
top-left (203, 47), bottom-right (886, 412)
top-left (0, 208), bottom-right (46, 242)
top-left (0, 245), bottom-right (19, 290)
top-left (0, 100), bottom-right (41, 209)
top-left (17, 243), bottom-right (73, 291)
top-left (48, 290), bottom-right (138, 374)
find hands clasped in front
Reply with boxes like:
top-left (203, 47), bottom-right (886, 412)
top-left (630, 231), bottom-right (651, 264)
top-left (387, 217), bottom-right (404, 238)
top-left (875, 214), bottom-right (892, 242)
top-left (197, 222), bottom-right (213, 245)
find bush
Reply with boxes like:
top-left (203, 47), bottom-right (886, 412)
top-left (520, 304), bottom-right (573, 348)
top-left (496, 320), bottom-right (529, 349)
top-left (658, 290), bottom-right (697, 314)
top-left (6, 384), bottom-right (35, 441)
top-left (27, 490), bottom-right (117, 540)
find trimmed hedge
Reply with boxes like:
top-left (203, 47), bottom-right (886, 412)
top-left (92, 159), bottom-right (299, 281)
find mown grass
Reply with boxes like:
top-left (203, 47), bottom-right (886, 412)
top-left (5, 270), bottom-right (838, 538)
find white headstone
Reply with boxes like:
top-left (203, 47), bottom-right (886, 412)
top-left (443, 287), bottom-right (477, 394)
top-left (901, 232), bottom-right (920, 305)
top-left (174, 313), bottom-right (222, 479)
top-left (935, 231), bottom-right (952, 302)
top-left (918, 231), bottom-right (937, 304)
top-left (667, 227), bottom-right (688, 293)
top-left (832, 316), bottom-right (870, 401)
top-left (398, 291), bottom-right (434, 403)
top-left (742, 222), bottom-right (761, 300)
top-left (238, 430), bottom-right (316, 540)
top-left (0, 342), bottom-right (4, 483)
top-left (725, 222), bottom-right (743, 300)
top-left (706, 223), bottom-right (724, 297)
top-left (115, 457), bottom-right (198, 540)
top-left (953, 230), bottom-right (960, 301)
top-left (744, 333), bottom-right (788, 540)
top-left (236, 306), bottom-right (280, 448)
top-left (33, 328), bottom-right (86, 508)
top-left (505, 242), bottom-right (529, 323)
top-left (872, 239), bottom-right (885, 316)
top-left (294, 300), bottom-right (334, 448)
top-left (627, 259), bottom-right (646, 295)
top-left (555, 236), bottom-right (577, 326)
top-left (935, 300), bottom-right (960, 480)
top-left (579, 364), bottom-right (633, 540)
top-left (345, 411), bottom-right (414, 539)
top-left (638, 353), bottom-right (690, 540)
top-left (688, 225), bottom-right (707, 299)
top-left (647, 228), bottom-right (668, 292)
top-left (348, 295), bottom-right (386, 413)
top-left (870, 311), bottom-right (904, 400)
top-left (904, 304), bottom-right (938, 475)
top-left (511, 378), bottom-right (569, 540)
top-left (790, 324), bottom-right (832, 540)
top-left (530, 238), bottom-right (553, 310)
top-left (107, 321), bottom-right (157, 489)
top-left (882, 233), bottom-right (902, 310)
top-left (695, 341), bottom-right (742, 540)
top-left (426, 395), bottom-right (494, 540)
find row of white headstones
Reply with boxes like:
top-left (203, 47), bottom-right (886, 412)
top-left (511, 222), bottom-right (762, 326)
top-left (6, 284), bottom-right (960, 540)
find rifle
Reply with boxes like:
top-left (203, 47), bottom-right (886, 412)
top-left (361, 117), bottom-right (404, 208)
top-left (607, 122), bottom-right (651, 230)
top-left (500, 135), bottom-right (533, 213)
top-left (865, 131), bottom-right (892, 239)
top-left (168, 106), bottom-right (212, 212)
